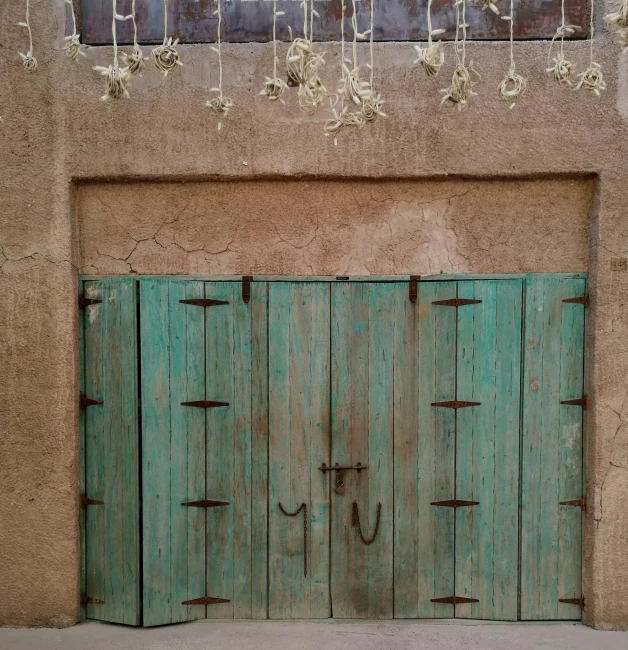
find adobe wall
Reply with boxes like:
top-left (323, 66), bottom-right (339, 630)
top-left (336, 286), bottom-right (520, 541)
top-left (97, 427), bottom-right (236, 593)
top-left (0, 0), bottom-right (627, 629)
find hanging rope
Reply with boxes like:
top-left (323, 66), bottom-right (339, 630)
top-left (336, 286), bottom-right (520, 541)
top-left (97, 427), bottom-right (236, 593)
top-left (605, 0), bottom-right (628, 51)
top-left (260, 1), bottom-right (289, 102)
top-left (546, 0), bottom-right (578, 85)
top-left (361, 0), bottom-right (386, 123)
top-left (93, 0), bottom-right (131, 100)
top-left (122, 0), bottom-right (147, 76)
top-left (352, 501), bottom-right (382, 546)
top-left (441, 0), bottom-right (477, 109)
top-left (497, 0), bottom-right (527, 108)
top-left (152, 0), bottom-right (182, 77)
top-left (206, 0), bottom-right (234, 130)
top-left (63, 0), bottom-right (85, 61)
top-left (18, 0), bottom-right (38, 72)
top-left (279, 502), bottom-right (308, 578)
top-left (413, 0), bottom-right (445, 77)
top-left (575, 0), bottom-right (606, 95)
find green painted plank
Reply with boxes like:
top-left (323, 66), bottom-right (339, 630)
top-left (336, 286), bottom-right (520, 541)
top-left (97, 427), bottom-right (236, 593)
top-left (268, 283), bottom-right (331, 619)
top-left (455, 280), bottom-right (522, 621)
top-left (521, 278), bottom-right (584, 620)
top-left (394, 282), bottom-right (457, 618)
top-left (205, 282), bottom-right (257, 619)
top-left (84, 279), bottom-right (140, 626)
top-left (330, 284), bottom-right (395, 619)
top-left (141, 280), bottom-right (206, 626)
top-left (250, 282), bottom-right (269, 620)
top-left (78, 281), bottom-right (86, 623)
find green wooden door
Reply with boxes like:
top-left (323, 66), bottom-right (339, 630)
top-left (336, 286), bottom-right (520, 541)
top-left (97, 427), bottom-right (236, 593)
top-left (520, 277), bottom-right (585, 620)
top-left (394, 279), bottom-right (522, 621)
top-left (140, 280), bottom-right (267, 626)
top-left (83, 279), bottom-right (141, 625)
top-left (268, 283), bottom-right (331, 619)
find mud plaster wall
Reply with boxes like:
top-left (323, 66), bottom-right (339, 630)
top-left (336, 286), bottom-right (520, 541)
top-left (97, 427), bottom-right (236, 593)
top-left (78, 179), bottom-right (592, 276)
top-left (1, 0), bottom-right (628, 631)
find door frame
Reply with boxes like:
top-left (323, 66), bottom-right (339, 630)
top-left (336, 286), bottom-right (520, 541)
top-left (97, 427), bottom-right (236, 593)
top-left (79, 273), bottom-right (587, 623)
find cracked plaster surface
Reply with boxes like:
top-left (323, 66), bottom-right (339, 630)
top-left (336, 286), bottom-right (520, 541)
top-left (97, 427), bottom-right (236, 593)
top-left (78, 178), bottom-right (592, 276)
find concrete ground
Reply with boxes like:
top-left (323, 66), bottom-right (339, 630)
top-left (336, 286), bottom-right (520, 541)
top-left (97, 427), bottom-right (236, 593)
top-left (1, 620), bottom-right (627, 650)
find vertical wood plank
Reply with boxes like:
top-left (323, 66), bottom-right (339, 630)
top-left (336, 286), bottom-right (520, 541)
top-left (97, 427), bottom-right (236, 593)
top-left (395, 282), bottom-right (457, 618)
top-left (331, 283), bottom-right (395, 619)
top-left (84, 279), bottom-right (140, 626)
top-left (79, 280), bottom-right (86, 623)
top-left (141, 279), bottom-right (206, 626)
top-left (205, 281), bottom-right (255, 619)
top-left (251, 282), bottom-right (269, 620)
top-left (521, 278), bottom-right (584, 620)
top-left (455, 280), bottom-right (522, 621)
top-left (268, 283), bottom-right (331, 619)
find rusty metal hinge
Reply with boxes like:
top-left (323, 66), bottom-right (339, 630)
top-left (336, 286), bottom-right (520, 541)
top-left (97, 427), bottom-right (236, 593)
top-left (82, 595), bottom-right (105, 606)
top-left (560, 498), bottom-right (586, 511)
top-left (431, 400), bottom-right (481, 409)
top-left (182, 499), bottom-right (230, 508)
top-left (242, 276), bottom-right (253, 303)
top-left (561, 396), bottom-right (587, 410)
top-left (79, 296), bottom-right (102, 309)
top-left (563, 295), bottom-right (589, 307)
top-left (559, 596), bottom-right (585, 608)
top-left (81, 495), bottom-right (104, 508)
top-left (80, 394), bottom-right (103, 410)
top-left (431, 595), bottom-right (479, 604)
top-left (179, 298), bottom-right (229, 307)
top-left (431, 500), bottom-right (480, 508)
top-left (182, 595), bottom-right (231, 606)
top-left (433, 298), bottom-right (482, 307)
top-left (409, 275), bottom-right (420, 303)
top-left (181, 400), bottom-right (229, 409)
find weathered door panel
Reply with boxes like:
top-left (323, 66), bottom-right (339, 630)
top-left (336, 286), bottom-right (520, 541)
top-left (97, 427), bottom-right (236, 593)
top-left (84, 279), bottom-right (141, 626)
top-left (140, 280), bottom-right (206, 626)
top-left (394, 281), bottom-right (456, 619)
top-left (330, 283), bottom-right (397, 619)
top-left (268, 283), bottom-right (331, 619)
top-left (205, 281), bottom-right (268, 619)
top-left (455, 280), bottom-right (522, 621)
top-left (521, 278), bottom-right (585, 620)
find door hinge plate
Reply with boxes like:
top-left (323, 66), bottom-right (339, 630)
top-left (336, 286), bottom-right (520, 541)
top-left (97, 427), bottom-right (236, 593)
top-left (179, 298), bottom-right (229, 307)
top-left (82, 595), bottom-right (105, 606)
top-left (431, 400), bottom-right (481, 409)
top-left (181, 400), bottom-right (230, 409)
top-left (409, 275), bottom-right (420, 303)
top-left (561, 396), bottom-right (587, 410)
top-left (559, 596), bottom-right (585, 608)
top-left (431, 595), bottom-right (479, 604)
top-left (432, 298), bottom-right (482, 307)
top-left (431, 500), bottom-right (480, 508)
top-left (80, 394), bottom-right (103, 410)
top-left (182, 596), bottom-right (231, 606)
top-left (181, 499), bottom-right (230, 508)
top-left (242, 276), bottom-right (253, 303)
top-left (81, 494), bottom-right (104, 508)
top-left (79, 296), bottom-right (102, 309)
top-left (563, 295), bottom-right (589, 307)
top-left (560, 498), bottom-right (586, 511)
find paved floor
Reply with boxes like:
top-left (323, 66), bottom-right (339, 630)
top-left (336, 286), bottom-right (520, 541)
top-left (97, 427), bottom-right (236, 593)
top-left (1, 620), bottom-right (628, 650)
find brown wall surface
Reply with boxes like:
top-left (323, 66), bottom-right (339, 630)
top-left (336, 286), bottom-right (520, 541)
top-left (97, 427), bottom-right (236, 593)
top-left (1, 0), bottom-right (627, 630)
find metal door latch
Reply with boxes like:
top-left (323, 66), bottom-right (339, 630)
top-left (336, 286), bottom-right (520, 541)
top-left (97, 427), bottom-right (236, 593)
top-left (319, 462), bottom-right (367, 473)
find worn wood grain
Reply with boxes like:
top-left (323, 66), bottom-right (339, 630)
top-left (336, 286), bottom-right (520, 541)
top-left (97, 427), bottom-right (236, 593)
top-left (84, 279), bottom-right (140, 626)
top-left (520, 278), bottom-right (584, 620)
top-left (141, 280), bottom-right (206, 626)
top-left (330, 283), bottom-right (395, 619)
top-left (455, 280), bottom-right (522, 621)
top-left (82, 0), bottom-right (587, 45)
top-left (268, 283), bottom-right (331, 619)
